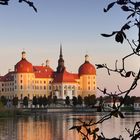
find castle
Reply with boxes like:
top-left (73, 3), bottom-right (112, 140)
top-left (0, 46), bottom-right (96, 100)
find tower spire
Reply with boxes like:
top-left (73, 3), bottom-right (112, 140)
top-left (56, 44), bottom-right (65, 73)
top-left (60, 43), bottom-right (63, 58)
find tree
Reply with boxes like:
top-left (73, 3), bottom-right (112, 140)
top-left (1, 96), bottom-right (7, 106)
top-left (70, 1), bottom-right (140, 139)
top-left (42, 95), bottom-right (48, 108)
top-left (72, 96), bottom-right (77, 107)
top-left (12, 96), bottom-right (18, 107)
top-left (89, 95), bottom-right (96, 107)
top-left (65, 96), bottom-right (70, 106)
top-left (77, 95), bottom-right (83, 106)
top-left (38, 96), bottom-right (43, 108)
top-left (84, 95), bottom-right (96, 107)
top-left (32, 96), bottom-right (38, 108)
top-left (0, 0), bottom-right (37, 12)
top-left (23, 96), bottom-right (28, 108)
top-left (47, 95), bottom-right (52, 106)
top-left (53, 96), bottom-right (57, 105)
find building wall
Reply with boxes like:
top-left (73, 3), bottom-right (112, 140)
top-left (13, 73), bottom-right (34, 99)
top-left (79, 74), bottom-right (96, 97)
top-left (0, 81), bottom-right (14, 99)
top-left (0, 73), bottom-right (96, 100)
top-left (53, 83), bottom-right (78, 99)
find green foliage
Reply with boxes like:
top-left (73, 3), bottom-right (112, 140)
top-left (0, 101), bottom-right (4, 109)
top-left (65, 96), bottom-right (70, 106)
top-left (1, 96), bottom-right (7, 106)
top-left (38, 96), bottom-right (43, 107)
top-left (42, 95), bottom-right (48, 107)
top-left (72, 96), bottom-right (78, 106)
top-left (84, 95), bottom-right (96, 107)
top-left (32, 96), bottom-right (38, 107)
top-left (12, 96), bottom-right (18, 107)
top-left (47, 95), bottom-right (52, 106)
top-left (23, 96), bottom-right (28, 107)
top-left (77, 95), bottom-right (83, 106)
top-left (53, 96), bottom-right (57, 105)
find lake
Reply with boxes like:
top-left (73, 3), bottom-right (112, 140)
top-left (0, 112), bottom-right (139, 140)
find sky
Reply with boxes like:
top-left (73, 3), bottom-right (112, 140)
top-left (0, 0), bottom-right (140, 96)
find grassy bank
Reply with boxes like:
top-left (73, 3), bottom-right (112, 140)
top-left (0, 108), bottom-right (31, 117)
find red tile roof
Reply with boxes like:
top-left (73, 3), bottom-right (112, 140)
top-left (0, 72), bottom-right (14, 82)
top-left (15, 58), bottom-right (33, 73)
top-left (79, 61), bottom-right (96, 76)
top-left (33, 66), bottom-right (54, 78)
top-left (53, 70), bottom-right (78, 83)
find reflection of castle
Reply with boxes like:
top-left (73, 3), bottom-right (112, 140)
top-left (0, 45), bottom-right (96, 99)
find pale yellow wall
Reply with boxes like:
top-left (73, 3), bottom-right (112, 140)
top-left (0, 73), bottom-right (96, 99)
top-left (79, 74), bottom-right (96, 97)
top-left (14, 73), bottom-right (34, 99)
top-left (0, 81), bottom-right (14, 99)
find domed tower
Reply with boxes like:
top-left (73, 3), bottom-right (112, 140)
top-left (14, 51), bottom-right (34, 100)
top-left (78, 54), bottom-right (96, 97)
top-left (15, 51), bottom-right (33, 73)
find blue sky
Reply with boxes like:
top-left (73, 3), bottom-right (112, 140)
top-left (0, 0), bottom-right (139, 96)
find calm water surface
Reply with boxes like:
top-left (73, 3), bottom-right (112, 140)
top-left (0, 113), bottom-right (139, 140)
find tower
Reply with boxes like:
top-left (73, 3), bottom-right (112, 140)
top-left (56, 44), bottom-right (65, 73)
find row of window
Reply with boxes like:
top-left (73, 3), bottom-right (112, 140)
top-left (17, 80), bottom-right (52, 84)
top-left (87, 76), bottom-right (96, 79)
top-left (2, 83), bottom-right (14, 86)
top-left (1, 88), bottom-right (14, 92)
top-left (16, 85), bottom-right (52, 90)
top-left (87, 81), bottom-right (96, 85)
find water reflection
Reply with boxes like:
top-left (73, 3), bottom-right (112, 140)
top-left (0, 113), bottom-right (139, 140)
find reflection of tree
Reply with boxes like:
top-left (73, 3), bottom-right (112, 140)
top-left (0, 118), bottom-right (18, 140)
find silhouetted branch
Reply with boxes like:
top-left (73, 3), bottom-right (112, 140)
top-left (71, 1), bottom-right (140, 139)
top-left (0, 0), bottom-right (37, 12)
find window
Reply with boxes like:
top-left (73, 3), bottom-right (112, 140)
top-left (44, 86), bottom-right (46, 90)
top-left (15, 86), bottom-right (17, 89)
top-left (2, 83), bottom-right (4, 86)
top-left (40, 81), bottom-right (42, 84)
top-left (72, 90), bottom-right (75, 96)
top-left (88, 86), bottom-right (90, 90)
top-left (64, 90), bottom-right (67, 96)
top-left (21, 85), bottom-right (23, 89)
top-left (20, 80), bottom-right (22, 83)
top-left (49, 86), bottom-right (51, 90)
top-left (44, 81), bottom-right (46, 84)
top-left (2, 88), bottom-right (4, 92)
